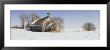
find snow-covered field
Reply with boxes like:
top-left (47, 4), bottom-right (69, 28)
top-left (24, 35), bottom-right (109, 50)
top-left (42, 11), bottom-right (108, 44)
top-left (11, 28), bottom-right (100, 40)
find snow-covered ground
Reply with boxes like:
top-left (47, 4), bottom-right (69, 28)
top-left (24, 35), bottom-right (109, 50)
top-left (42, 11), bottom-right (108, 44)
top-left (11, 28), bottom-right (100, 40)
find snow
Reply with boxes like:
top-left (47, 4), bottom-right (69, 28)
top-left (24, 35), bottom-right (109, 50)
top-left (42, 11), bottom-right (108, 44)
top-left (11, 28), bottom-right (100, 40)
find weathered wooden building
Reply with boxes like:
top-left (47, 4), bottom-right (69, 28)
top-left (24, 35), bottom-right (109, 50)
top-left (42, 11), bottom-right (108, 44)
top-left (22, 12), bottom-right (64, 32)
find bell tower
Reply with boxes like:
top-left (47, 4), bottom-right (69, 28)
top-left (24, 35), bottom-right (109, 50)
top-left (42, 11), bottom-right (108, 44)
top-left (47, 12), bottom-right (50, 17)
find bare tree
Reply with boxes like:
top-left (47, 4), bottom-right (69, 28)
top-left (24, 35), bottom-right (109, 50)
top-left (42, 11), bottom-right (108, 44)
top-left (20, 15), bottom-right (30, 29)
top-left (51, 17), bottom-right (64, 32)
top-left (30, 13), bottom-right (41, 23)
top-left (19, 15), bottom-right (25, 29)
top-left (24, 16), bottom-right (31, 31)
top-left (82, 23), bottom-right (96, 31)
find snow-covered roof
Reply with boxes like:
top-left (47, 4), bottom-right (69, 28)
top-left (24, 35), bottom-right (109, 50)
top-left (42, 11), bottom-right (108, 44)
top-left (31, 19), bottom-right (39, 25)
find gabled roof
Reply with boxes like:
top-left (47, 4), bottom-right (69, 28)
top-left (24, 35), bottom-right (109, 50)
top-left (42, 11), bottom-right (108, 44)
top-left (30, 16), bottom-right (53, 26)
top-left (31, 18), bottom-right (39, 25)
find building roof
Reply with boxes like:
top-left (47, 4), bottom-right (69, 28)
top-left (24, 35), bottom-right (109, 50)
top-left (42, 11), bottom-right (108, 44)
top-left (31, 18), bottom-right (39, 25)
